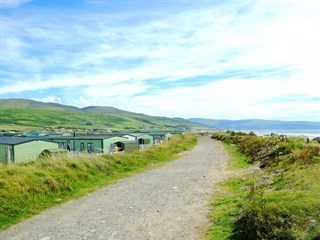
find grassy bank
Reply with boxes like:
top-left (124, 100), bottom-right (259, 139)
top-left (208, 131), bottom-right (320, 240)
top-left (0, 133), bottom-right (197, 230)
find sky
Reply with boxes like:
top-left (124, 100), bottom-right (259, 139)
top-left (1, 0), bottom-right (320, 121)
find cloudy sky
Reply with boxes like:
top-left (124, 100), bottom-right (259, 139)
top-left (1, 0), bottom-right (319, 121)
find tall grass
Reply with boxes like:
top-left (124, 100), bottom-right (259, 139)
top-left (0, 133), bottom-right (197, 230)
top-left (209, 131), bottom-right (320, 240)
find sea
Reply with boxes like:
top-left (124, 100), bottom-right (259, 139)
top-left (240, 129), bottom-right (320, 139)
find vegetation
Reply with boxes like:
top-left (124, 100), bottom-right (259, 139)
top-left (0, 99), bottom-right (200, 131)
top-left (223, 143), bottom-right (250, 169)
top-left (0, 133), bottom-right (197, 230)
top-left (208, 131), bottom-right (320, 240)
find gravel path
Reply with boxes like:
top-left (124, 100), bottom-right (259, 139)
top-left (0, 136), bottom-right (229, 240)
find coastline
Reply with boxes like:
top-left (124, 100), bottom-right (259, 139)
top-left (241, 129), bottom-right (320, 140)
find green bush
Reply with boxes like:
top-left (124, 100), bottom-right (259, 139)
top-left (212, 131), bottom-right (320, 168)
top-left (212, 131), bottom-right (242, 144)
top-left (293, 145), bottom-right (320, 165)
top-left (233, 186), bottom-right (293, 240)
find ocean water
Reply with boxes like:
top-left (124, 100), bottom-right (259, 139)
top-left (243, 129), bottom-right (320, 138)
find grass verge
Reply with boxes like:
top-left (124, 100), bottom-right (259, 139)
top-left (208, 131), bottom-right (320, 240)
top-left (223, 143), bottom-right (249, 169)
top-left (0, 133), bottom-right (197, 230)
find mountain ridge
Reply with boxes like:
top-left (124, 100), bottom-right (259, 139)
top-left (1, 98), bottom-right (319, 131)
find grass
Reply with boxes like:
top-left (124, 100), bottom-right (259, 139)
top-left (0, 133), bottom-right (197, 230)
top-left (208, 131), bottom-right (320, 240)
top-left (223, 143), bottom-right (249, 169)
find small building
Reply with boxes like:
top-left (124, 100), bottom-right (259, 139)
top-left (121, 134), bottom-right (136, 141)
top-left (46, 136), bottom-right (138, 153)
top-left (148, 133), bottom-right (166, 144)
top-left (122, 133), bottom-right (154, 150)
top-left (146, 132), bottom-right (174, 144)
top-left (0, 137), bottom-right (59, 164)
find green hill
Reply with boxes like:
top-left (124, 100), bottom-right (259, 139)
top-left (0, 98), bottom-right (78, 111)
top-left (0, 99), bottom-right (199, 131)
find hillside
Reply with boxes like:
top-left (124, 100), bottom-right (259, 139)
top-left (188, 118), bottom-right (320, 131)
top-left (0, 99), bottom-right (200, 131)
top-left (0, 98), bottom-right (78, 111)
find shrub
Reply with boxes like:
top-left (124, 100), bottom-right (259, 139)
top-left (213, 131), bottom-right (320, 168)
top-left (293, 145), bottom-right (320, 165)
top-left (233, 185), bottom-right (294, 240)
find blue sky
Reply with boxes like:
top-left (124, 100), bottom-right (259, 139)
top-left (1, 0), bottom-right (319, 121)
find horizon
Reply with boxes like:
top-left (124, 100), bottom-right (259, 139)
top-left (1, 0), bottom-right (320, 122)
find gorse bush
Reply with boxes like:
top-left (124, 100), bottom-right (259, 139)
top-left (211, 131), bottom-right (247, 145)
top-left (0, 133), bottom-right (197, 230)
top-left (233, 185), bottom-right (296, 240)
top-left (234, 184), bottom-right (320, 240)
top-left (293, 145), bottom-right (320, 165)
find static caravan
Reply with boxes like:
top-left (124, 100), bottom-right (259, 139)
top-left (147, 132), bottom-right (174, 144)
top-left (0, 137), bottom-right (59, 164)
top-left (47, 136), bottom-right (133, 154)
top-left (121, 134), bottom-right (136, 141)
top-left (122, 133), bottom-right (153, 150)
top-left (148, 133), bottom-right (166, 144)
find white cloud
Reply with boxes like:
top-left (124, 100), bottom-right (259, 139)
top-left (72, 74), bottom-right (319, 121)
top-left (1, 0), bottom-right (320, 121)
top-left (32, 96), bottom-right (62, 104)
top-left (84, 81), bottom-right (148, 99)
top-left (0, 0), bottom-right (32, 8)
top-left (7, 77), bottom-right (318, 121)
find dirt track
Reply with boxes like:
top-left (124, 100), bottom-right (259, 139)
top-left (0, 136), bottom-right (229, 240)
